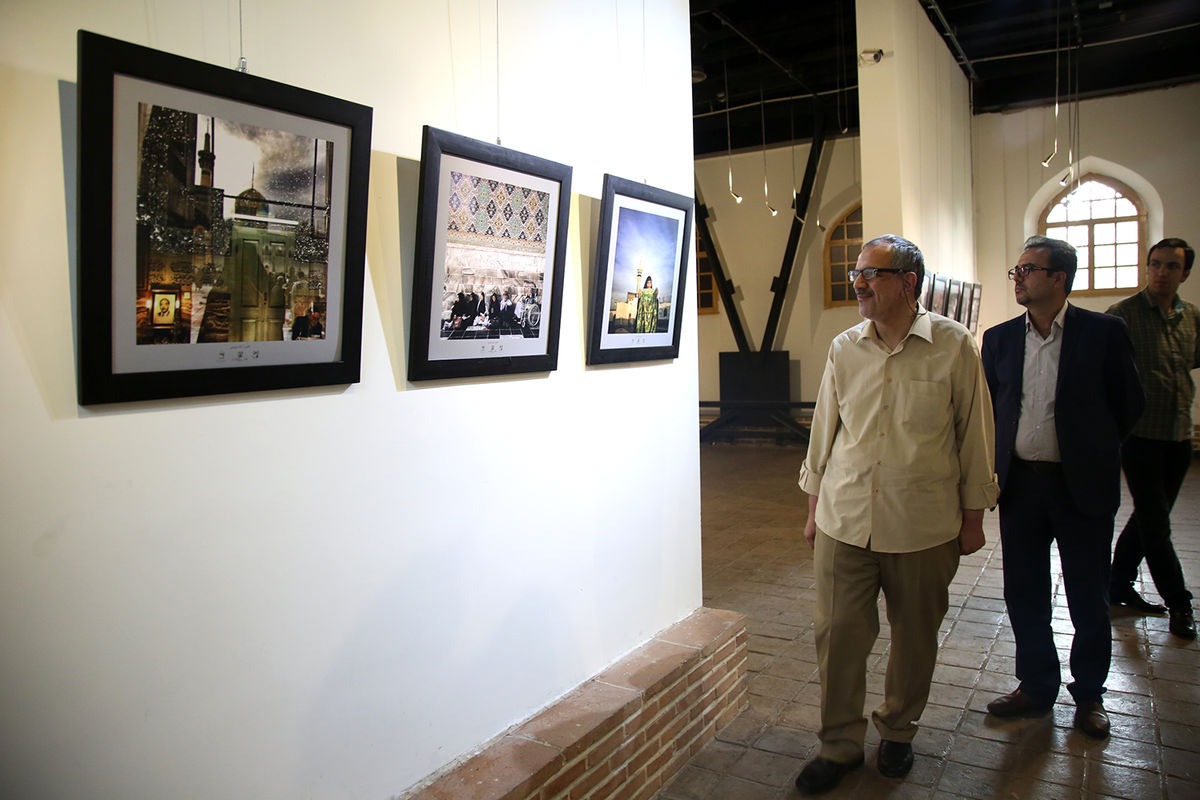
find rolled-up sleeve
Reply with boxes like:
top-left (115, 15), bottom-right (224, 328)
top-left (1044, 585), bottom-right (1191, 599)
top-left (953, 333), bottom-right (1001, 510)
top-left (798, 345), bottom-right (840, 496)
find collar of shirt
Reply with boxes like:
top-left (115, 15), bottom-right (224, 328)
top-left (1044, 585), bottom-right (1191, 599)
top-left (1139, 287), bottom-right (1183, 319)
top-left (1024, 301), bottom-right (1069, 341)
top-left (854, 305), bottom-right (933, 351)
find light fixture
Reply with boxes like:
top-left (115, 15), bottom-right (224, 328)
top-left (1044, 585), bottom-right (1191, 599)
top-left (760, 86), bottom-right (777, 216)
top-left (724, 59), bottom-right (742, 203)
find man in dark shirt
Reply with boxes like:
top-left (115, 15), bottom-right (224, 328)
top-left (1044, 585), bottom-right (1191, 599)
top-left (1107, 238), bottom-right (1198, 640)
top-left (291, 309), bottom-right (324, 340)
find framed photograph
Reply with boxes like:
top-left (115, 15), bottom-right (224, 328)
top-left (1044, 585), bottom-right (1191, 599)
top-left (76, 31), bottom-right (371, 405)
top-left (968, 282), bottom-right (982, 333)
top-left (947, 278), bottom-right (964, 321)
top-left (586, 174), bottom-right (693, 364)
top-left (408, 126), bottom-right (572, 381)
top-left (931, 273), bottom-right (950, 315)
top-left (919, 271), bottom-right (935, 310)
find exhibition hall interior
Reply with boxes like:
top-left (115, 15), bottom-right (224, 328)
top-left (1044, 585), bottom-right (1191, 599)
top-left (0, 1), bottom-right (1197, 799)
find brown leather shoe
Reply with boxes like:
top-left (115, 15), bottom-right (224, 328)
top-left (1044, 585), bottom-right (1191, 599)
top-left (986, 689), bottom-right (1053, 718)
top-left (1074, 700), bottom-right (1110, 738)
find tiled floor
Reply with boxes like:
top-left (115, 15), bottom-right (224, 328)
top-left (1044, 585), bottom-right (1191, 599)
top-left (658, 443), bottom-right (1200, 800)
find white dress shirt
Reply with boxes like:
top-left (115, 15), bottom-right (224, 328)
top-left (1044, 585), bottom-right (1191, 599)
top-left (1013, 302), bottom-right (1068, 462)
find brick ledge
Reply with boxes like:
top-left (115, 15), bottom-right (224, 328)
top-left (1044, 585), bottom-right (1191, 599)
top-left (402, 607), bottom-right (749, 800)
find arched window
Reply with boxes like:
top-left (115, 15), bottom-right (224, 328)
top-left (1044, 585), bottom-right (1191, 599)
top-left (1040, 174), bottom-right (1146, 294)
top-left (824, 204), bottom-right (863, 308)
top-left (695, 226), bottom-right (719, 315)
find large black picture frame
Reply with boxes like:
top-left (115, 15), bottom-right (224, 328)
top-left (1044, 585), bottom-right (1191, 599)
top-left (76, 30), bottom-right (372, 405)
top-left (408, 126), bottom-right (572, 381)
top-left (586, 174), bottom-right (693, 365)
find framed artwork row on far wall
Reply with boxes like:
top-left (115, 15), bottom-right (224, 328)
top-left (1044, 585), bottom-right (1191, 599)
top-left (922, 272), bottom-right (981, 333)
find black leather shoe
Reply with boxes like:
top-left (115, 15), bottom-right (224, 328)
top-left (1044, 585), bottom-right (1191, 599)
top-left (794, 755), bottom-right (864, 794)
top-left (1170, 607), bottom-right (1198, 640)
top-left (1074, 700), bottom-right (1110, 738)
top-left (877, 740), bottom-right (914, 778)
top-left (986, 689), bottom-right (1053, 718)
top-left (1110, 584), bottom-right (1168, 614)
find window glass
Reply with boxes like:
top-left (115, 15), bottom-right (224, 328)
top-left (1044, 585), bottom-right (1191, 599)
top-left (1039, 176), bottom-right (1145, 295)
top-left (824, 204), bottom-right (864, 308)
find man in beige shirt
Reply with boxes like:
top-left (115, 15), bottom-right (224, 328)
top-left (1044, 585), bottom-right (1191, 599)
top-left (795, 234), bottom-right (999, 794)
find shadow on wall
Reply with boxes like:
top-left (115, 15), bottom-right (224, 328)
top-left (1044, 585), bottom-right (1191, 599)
top-left (366, 152), bottom-right (420, 392)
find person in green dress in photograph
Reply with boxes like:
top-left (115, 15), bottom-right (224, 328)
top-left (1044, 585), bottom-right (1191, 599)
top-left (635, 276), bottom-right (659, 333)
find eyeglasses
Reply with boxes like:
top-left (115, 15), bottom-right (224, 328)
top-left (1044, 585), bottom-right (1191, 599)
top-left (1007, 264), bottom-right (1056, 280)
top-left (848, 267), bottom-right (903, 282)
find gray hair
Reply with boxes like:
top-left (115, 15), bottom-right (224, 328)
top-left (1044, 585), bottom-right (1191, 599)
top-left (864, 234), bottom-right (925, 299)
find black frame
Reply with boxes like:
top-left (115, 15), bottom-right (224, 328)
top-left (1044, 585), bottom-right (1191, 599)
top-left (586, 174), bottom-right (694, 365)
top-left (930, 273), bottom-right (950, 315)
top-left (967, 282), bottom-right (982, 333)
top-left (919, 270), bottom-right (935, 310)
top-left (408, 126), bottom-right (572, 381)
top-left (947, 278), bottom-right (965, 321)
top-left (76, 30), bottom-right (372, 405)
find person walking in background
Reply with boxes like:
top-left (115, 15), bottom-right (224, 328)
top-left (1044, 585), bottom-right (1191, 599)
top-left (981, 235), bottom-right (1145, 739)
top-left (1107, 237), bottom-right (1198, 639)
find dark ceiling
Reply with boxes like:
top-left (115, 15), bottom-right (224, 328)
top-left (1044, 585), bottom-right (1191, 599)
top-left (691, 0), bottom-right (1200, 158)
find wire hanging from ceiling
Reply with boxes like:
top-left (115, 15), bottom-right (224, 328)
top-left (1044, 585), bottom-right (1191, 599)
top-left (724, 58), bottom-right (742, 203)
top-left (835, 0), bottom-right (850, 134)
top-left (236, 0), bottom-right (248, 72)
top-left (1042, 0), bottom-right (1060, 167)
top-left (760, 85), bottom-right (777, 216)
top-left (495, 0), bottom-right (502, 144)
top-left (1060, 4), bottom-right (1082, 188)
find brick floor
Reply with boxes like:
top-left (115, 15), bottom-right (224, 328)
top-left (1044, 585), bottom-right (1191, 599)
top-left (656, 443), bottom-right (1200, 800)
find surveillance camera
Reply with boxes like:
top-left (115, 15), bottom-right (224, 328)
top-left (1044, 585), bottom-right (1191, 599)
top-left (861, 49), bottom-right (884, 63)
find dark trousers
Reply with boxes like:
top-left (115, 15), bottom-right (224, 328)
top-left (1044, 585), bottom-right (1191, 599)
top-left (1112, 436), bottom-right (1194, 610)
top-left (999, 460), bottom-right (1114, 704)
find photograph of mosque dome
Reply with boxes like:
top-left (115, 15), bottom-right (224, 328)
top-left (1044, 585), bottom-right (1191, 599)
top-left (134, 103), bottom-right (334, 346)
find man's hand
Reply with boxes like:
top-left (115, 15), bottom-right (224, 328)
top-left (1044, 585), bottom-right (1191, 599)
top-left (804, 494), bottom-right (818, 548)
top-left (958, 508), bottom-right (985, 555)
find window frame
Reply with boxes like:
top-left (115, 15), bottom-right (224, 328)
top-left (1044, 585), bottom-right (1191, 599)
top-left (823, 203), bottom-right (864, 309)
top-left (1038, 173), bottom-right (1146, 296)
top-left (695, 226), bottom-right (720, 315)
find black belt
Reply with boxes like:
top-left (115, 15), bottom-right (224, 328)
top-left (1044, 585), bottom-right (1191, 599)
top-left (1013, 457), bottom-right (1062, 475)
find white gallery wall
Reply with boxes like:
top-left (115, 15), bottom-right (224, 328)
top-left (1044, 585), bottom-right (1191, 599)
top-left (0, 1), bottom-right (700, 798)
top-left (694, 0), bottom-right (974, 404)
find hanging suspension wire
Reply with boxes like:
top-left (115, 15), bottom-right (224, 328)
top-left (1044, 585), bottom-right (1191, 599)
top-left (234, 0), bottom-right (248, 72)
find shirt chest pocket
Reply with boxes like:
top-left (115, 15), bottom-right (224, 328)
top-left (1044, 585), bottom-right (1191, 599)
top-left (901, 379), bottom-right (951, 435)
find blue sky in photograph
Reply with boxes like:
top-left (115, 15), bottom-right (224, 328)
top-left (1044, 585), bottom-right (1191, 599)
top-left (611, 206), bottom-right (680, 301)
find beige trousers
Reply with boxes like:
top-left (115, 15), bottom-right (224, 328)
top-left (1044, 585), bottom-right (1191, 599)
top-left (812, 530), bottom-right (960, 763)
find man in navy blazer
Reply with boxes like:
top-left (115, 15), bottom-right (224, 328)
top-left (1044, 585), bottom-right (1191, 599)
top-left (981, 235), bottom-right (1144, 739)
